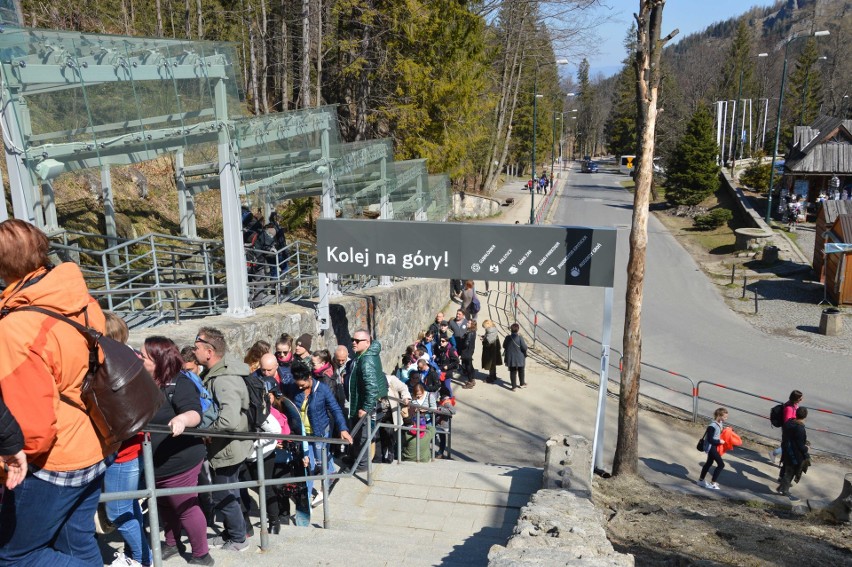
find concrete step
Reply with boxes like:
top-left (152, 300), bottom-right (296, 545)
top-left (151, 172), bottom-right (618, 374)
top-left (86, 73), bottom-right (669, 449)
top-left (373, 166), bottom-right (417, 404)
top-left (158, 460), bottom-right (543, 567)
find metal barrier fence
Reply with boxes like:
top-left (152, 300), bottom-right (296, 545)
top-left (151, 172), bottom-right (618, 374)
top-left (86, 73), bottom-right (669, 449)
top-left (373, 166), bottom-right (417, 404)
top-left (48, 228), bottom-right (405, 329)
top-left (484, 283), bottom-right (852, 459)
top-left (100, 400), bottom-right (453, 566)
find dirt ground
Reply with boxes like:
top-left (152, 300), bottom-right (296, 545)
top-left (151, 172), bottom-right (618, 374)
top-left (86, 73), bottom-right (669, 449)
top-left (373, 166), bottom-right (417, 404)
top-left (593, 473), bottom-right (852, 566)
top-left (592, 199), bottom-right (852, 566)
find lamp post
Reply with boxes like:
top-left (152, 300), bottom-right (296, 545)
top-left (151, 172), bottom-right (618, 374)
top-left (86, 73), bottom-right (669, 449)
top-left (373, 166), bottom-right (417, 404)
top-left (731, 52), bottom-right (768, 175)
top-left (766, 30), bottom-right (830, 223)
top-left (530, 59), bottom-right (569, 224)
top-left (550, 95), bottom-right (577, 182)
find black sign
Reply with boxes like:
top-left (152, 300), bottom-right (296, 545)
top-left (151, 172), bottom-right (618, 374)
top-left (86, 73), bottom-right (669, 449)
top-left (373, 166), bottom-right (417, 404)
top-left (317, 219), bottom-right (616, 287)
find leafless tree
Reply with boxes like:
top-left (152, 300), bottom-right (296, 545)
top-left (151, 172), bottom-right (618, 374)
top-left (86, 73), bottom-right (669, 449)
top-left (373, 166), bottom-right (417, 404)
top-left (613, 0), bottom-right (677, 476)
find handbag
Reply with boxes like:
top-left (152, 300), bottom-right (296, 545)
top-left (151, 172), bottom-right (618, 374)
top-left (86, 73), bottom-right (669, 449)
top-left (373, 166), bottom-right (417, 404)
top-left (9, 306), bottom-right (164, 446)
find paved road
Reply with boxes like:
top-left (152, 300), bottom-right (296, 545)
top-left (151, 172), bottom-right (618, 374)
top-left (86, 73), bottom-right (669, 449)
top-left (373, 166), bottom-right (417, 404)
top-left (519, 161), bottom-right (851, 457)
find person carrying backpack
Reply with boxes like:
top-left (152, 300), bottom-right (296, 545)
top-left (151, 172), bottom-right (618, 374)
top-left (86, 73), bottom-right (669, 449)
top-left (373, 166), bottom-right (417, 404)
top-left (0, 220), bottom-right (116, 566)
top-left (193, 326), bottom-right (253, 553)
top-left (768, 390), bottom-right (803, 466)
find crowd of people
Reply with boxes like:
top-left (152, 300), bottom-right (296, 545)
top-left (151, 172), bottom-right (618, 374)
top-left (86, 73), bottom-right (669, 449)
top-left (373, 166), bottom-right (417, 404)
top-left (0, 220), bottom-right (536, 566)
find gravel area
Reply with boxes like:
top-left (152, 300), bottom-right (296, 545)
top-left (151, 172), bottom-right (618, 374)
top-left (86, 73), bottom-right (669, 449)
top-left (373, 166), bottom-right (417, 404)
top-left (711, 221), bottom-right (851, 353)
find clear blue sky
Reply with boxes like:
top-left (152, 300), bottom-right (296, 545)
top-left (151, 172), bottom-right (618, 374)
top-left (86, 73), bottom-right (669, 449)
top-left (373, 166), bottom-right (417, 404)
top-left (583, 0), bottom-right (781, 79)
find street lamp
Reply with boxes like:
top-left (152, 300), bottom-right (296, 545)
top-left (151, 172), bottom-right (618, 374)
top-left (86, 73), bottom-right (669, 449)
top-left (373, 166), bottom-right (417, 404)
top-left (730, 52), bottom-right (768, 174)
top-left (530, 58), bottom-right (570, 224)
top-left (550, 94), bottom-right (577, 181)
top-left (766, 30), bottom-right (829, 223)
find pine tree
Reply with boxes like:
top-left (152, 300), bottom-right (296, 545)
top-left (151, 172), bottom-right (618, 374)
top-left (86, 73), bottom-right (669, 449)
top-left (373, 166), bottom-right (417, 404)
top-left (665, 106), bottom-right (720, 206)
top-left (786, 38), bottom-right (824, 137)
top-left (605, 25), bottom-right (639, 159)
top-left (717, 20), bottom-right (757, 102)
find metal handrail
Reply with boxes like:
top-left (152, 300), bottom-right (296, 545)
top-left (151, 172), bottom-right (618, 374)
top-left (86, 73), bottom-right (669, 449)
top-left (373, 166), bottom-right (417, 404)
top-left (101, 396), bottom-right (454, 566)
top-left (484, 283), bottom-right (852, 458)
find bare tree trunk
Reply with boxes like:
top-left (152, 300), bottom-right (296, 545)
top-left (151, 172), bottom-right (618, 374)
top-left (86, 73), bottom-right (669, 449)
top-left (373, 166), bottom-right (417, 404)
top-left (613, 0), bottom-right (677, 476)
top-left (121, 0), bottom-right (131, 34)
top-left (248, 5), bottom-right (260, 115)
top-left (260, 0), bottom-right (269, 113)
top-left (155, 0), bottom-right (164, 37)
top-left (299, 0), bottom-right (312, 108)
top-left (484, 2), bottom-right (529, 192)
top-left (184, 0), bottom-right (191, 37)
top-left (196, 0), bottom-right (203, 38)
top-left (354, 3), bottom-right (372, 141)
top-left (315, 0), bottom-right (322, 107)
top-left (281, 0), bottom-right (290, 111)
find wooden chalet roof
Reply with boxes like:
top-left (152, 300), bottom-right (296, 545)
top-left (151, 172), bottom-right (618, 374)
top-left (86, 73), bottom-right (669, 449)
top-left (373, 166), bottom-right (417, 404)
top-left (820, 200), bottom-right (852, 225)
top-left (786, 117), bottom-right (852, 174)
top-left (832, 214), bottom-right (852, 243)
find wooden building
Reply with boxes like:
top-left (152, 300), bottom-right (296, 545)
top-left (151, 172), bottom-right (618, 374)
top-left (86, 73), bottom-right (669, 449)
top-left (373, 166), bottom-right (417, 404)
top-left (785, 117), bottom-right (852, 205)
top-left (813, 200), bottom-right (852, 280)
top-left (823, 214), bottom-right (852, 305)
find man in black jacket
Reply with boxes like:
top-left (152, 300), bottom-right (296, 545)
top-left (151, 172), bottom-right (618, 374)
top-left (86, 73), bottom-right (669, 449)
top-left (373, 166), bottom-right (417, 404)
top-left (777, 407), bottom-right (810, 498)
top-left (0, 397), bottom-right (26, 490)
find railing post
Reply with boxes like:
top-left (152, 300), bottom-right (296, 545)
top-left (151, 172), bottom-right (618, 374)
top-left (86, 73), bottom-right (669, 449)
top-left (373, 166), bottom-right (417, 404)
top-left (321, 442), bottom-right (331, 529)
top-left (414, 407), bottom-right (421, 463)
top-left (692, 383), bottom-right (700, 423)
top-left (172, 290), bottom-right (181, 325)
top-left (142, 435), bottom-right (163, 567)
top-left (396, 404), bottom-right (403, 464)
top-left (567, 332), bottom-right (574, 372)
top-left (447, 413), bottom-right (453, 459)
top-left (366, 417), bottom-right (374, 486)
top-left (533, 311), bottom-right (539, 347)
top-left (255, 443), bottom-right (269, 551)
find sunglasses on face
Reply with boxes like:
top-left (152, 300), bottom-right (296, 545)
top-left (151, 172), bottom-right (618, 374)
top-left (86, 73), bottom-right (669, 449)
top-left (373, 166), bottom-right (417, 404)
top-left (275, 350), bottom-right (289, 356)
top-left (352, 338), bottom-right (369, 343)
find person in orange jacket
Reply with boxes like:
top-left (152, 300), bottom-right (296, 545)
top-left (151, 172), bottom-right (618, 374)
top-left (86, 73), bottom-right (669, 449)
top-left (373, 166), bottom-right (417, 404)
top-left (0, 219), bottom-right (116, 565)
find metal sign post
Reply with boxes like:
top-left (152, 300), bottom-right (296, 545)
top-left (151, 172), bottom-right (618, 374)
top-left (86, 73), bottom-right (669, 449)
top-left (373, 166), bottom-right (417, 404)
top-left (319, 218), bottom-right (618, 476)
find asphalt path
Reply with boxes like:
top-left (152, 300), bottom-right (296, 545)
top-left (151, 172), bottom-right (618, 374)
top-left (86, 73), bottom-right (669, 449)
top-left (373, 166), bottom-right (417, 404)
top-left (523, 161), bottom-right (851, 457)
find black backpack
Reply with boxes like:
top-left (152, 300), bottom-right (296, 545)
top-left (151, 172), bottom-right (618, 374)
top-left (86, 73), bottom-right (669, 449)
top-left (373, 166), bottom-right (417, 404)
top-left (5, 306), bottom-right (163, 446)
top-left (769, 404), bottom-right (784, 428)
top-left (242, 373), bottom-right (271, 431)
top-left (423, 370), bottom-right (442, 393)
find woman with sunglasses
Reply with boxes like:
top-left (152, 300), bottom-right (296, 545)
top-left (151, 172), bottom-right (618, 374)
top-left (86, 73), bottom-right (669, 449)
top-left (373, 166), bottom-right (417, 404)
top-left (274, 334), bottom-right (295, 385)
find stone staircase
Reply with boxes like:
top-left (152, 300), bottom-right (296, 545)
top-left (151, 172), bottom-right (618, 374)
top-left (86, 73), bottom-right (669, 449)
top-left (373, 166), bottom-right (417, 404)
top-left (160, 459), bottom-right (542, 567)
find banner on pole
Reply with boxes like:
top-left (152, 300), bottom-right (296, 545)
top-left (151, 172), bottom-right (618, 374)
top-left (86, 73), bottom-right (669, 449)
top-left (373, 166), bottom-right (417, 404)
top-left (318, 219), bottom-right (617, 288)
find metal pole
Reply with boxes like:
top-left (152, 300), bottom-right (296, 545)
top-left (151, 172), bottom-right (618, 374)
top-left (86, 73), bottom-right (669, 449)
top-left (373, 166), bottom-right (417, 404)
top-left (530, 66), bottom-right (538, 225)
top-left (142, 435), bottom-right (163, 567)
top-left (730, 68), bottom-right (745, 175)
top-left (255, 444), bottom-right (269, 550)
top-left (321, 442), bottom-right (330, 529)
top-left (766, 49), bottom-right (789, 223)
top-left (550, 112), bottom-right (557, 183)
top-left (591, 286), bottom-right (614, 474)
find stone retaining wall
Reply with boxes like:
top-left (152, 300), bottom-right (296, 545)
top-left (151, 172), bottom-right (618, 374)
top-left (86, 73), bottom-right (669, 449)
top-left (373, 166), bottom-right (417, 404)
top-left (452, 191), bottom-right (502, 219)
top-left (488, 435), bottom-right (634, 566)
top-left (129, 278), bottom-right (448, 371)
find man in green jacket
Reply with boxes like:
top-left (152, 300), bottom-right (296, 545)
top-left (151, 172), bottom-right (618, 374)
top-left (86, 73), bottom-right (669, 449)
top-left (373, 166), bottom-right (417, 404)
top-left (195, 326), bottom-right (253, 552)
top-left (347, 329), bottom-right (388, 472)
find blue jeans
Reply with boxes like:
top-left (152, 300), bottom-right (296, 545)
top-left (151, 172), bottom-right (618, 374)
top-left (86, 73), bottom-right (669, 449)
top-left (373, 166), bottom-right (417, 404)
top-left (0, 472), bottom-right (104, 566)
top-left (103, 457), bottom-right (150, 565)
top-left (306, 440), bottom-right (335, 495)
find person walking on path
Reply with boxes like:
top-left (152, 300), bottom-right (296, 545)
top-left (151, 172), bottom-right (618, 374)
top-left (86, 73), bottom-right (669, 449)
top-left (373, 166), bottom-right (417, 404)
top-left (502, 323), bottom-right (528, 390)
top-left (777, 407), bottom-right (810, 499)
top-left (480, 320), bottom-right (502, 384)
top-left (768, 390), bottom-right (803, 465)
top-left (698, 407), bottom-right (729, 490)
